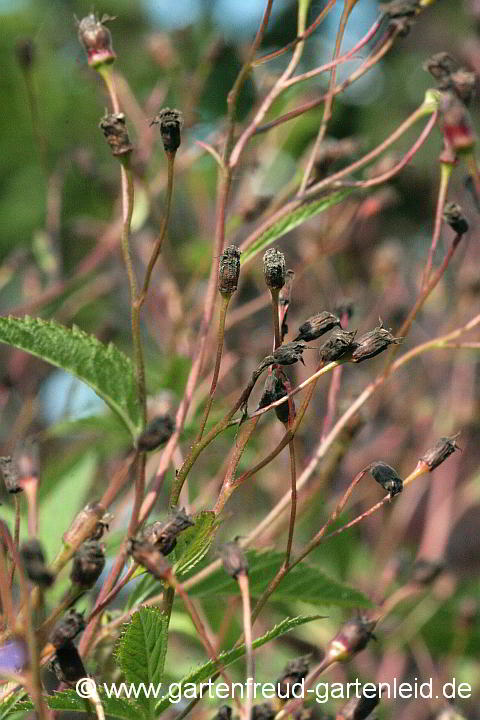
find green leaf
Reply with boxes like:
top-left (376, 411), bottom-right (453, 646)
top-left (0, 316), bottom-right (142, 437)
top-left (0, 690), bottom-right (27, 719)
top-left (15, 691), bottom-right (139, 720)
top-left (240, 189), bottom-right (353, 265)
top-left (155, 615), bottom-right (321, 714)
top-left (174, 512), bottom-right (220, 576)
top-left (115, 608), bottom-right (169, 719)
top-left (188, 550), bottom-right (372, 608)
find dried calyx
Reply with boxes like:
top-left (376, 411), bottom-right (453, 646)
top-left (350, 321), bottom-right (402, 363)
top-left (137, 414), bottom-right (175, 451)
top-left (275, 656), bottom-right (310, 699)
top-left (150, 108), bottom-right (184, 153)
top-left (324, 615), bottom-right (377, 664)
top-left (368, 461), bottom-right (403, 497)
top-left (294, 311), bottom-right (341, 342)
top-left (99, 113), bottom-right (133, 158)
top-left (0, 456), bottom-right (21, 494)
top-left (77, 13), bottom-right (116, 68)
top-left (52, 642), bottom-right (87, 684)
top-left (127, 537), bottom-right (171, 579)
top-left (218, 540), bottom-right (248, 579)
top-left (50, 610), bottom-right (85, 649)
top-left (219, 245), bottom-right (241, 296)
top-left (139, 508), bottom-right (194, 556)
top-left (258, 372), bottom-right (291, 425)
top-left (263, 248), bottom-right (286, 290)
top-left (443, 203), bottom-right (469, 235)
top-left (419, 433), bottom-right (461, 471)
top-left (20, 539), bottom-right (54, 588)
top-left (320, 329), bottom-right (358, 363)
top-left (70, 540), bottom-right (105, 587)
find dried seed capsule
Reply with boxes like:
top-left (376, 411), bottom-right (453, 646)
top-left (53, 641), bottom-right (87, 684)
top-left (320, 329), bottom-right (358, 363)
top-left (351, 322), bottom-right (402, 363)
top-left (70, 541), bottom-right (105, 587)
top-left (423, 52), bottom-right (456, 82)
top-left (257, 372), bottom-right (291, 425)
top-left (451, 69), bottom-right (476, 106)
top-left (99, 113), bottom-right (133, 158)
top-left (263, 248), bottom-right (286, 290)
top-left (213, 706), bottom-right (232, 720)
top-left (50, 610), bottom-right (85, 649)
top-left (251, 703), bottom-right (275, 720)
top-left (380, 0), bottom-right (420, 19)
top-left (0, 456), bottom-right (21, 494)
top-left (218, 540), bottom-right (248, 579)
top-left (443, 203), bottom-right (469, 235)
top-left (276, 656), bottom-right (310, 699)
top-left (77, 13), bottom-right (116, 68)
top-left (137, 415), bottom-right (175, 451)
top-left (20, 539), bottom-right (54, 588)
top-left (410, 559), bottom-right (444, 585)
top-left (140, 509), bottom-right (194, 556)
top-left (127, 538), bottom-right (171, 579)
top-left (271, 341), bottom-right (306, 366)
top-left (338, 685), bottom-right (381, 720)
top-left (419, 433), bottom-right (461, 471)
top-left (219, 245), bottom-right (241, 296)
top-left (325, 616), bottom-right (377, 664)
top-left (63, 502), bottom-right (107, 546)
top-left (369, 461), bottom-right (403, 497)
top-left (279, 269), bottom-right (295, 307)
top-left (294, 311), bottom-right (341, 342)
top-left (15, 38), bottom-right (35, 70)
top-left (150, 108), bottom-right (184, 153)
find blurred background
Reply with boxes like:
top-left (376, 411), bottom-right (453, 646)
top-left (1, 1), bottom-right (480, 718)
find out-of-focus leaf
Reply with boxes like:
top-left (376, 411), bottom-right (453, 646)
top-left (174, 511), bottom-right (220, 576)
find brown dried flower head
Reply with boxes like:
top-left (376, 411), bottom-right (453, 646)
top-left (50, 610), bottom-right (85, 649)
top-left (275, 656), bottom-right (310, 699)
top-left (294, 311), bottom-right (341, 342)
top-left (368, 461), bottom-right (403, 497)
top-left (351, 321), bottom-right (402, 363)
top-left (52, 641), bottom-right (87, 685)
top-left (150, 108), bottom-right (184, 153)
top-left (419, 433), bottom-right (461, 471)
top-left (320, 329), bottom-right (358, 364)
top-left (263, 248), bottom-right (286, 290)
top-left (137, 414), bottom-right (175, 451)
top-left (140, 509), bottom-right (194, 556)
top-left (218, 540), bottom-right (248, 579)
top-left (77, 13), bottom-right (116, 68)
top-left (258, 372), bottom-right (291, 425)
top-left (99, 113), bottom-right (133, 158)
top-left (218, 245), bottom-right (241, 296)
top-left (70, 540), bottom-right (105, 587)
top-left (443, 203), bottom-right (469, 235)
top-left (0, 456), bottom-right (21, 494)
top-left (127, 537), bottom-right (171, 579)
top-left (20, 539), bottom-right (54, 588)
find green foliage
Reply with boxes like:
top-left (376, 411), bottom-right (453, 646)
top-left (115, 608), bottom-right (169, 719)
top-left (240, 190), bottom-right (354, 264)
top-left (0, 316), bottom-right (142, 437)
top-left (15, 691), bottom-right (138, 720)
top-left (155, 614), bottom-right (322, 714)
top-left (174, 511), bottom-right (220, 576)
top-left (188, 550), bottom-right (372, 608)
top-left (0, 691), bottom-right (27, 720)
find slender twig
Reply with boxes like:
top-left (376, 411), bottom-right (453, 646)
top-left (238, 573), bottom-right (254, 720)
top-left (284, 438), bottom-right (297, 568)
top-left (422, 161), bottom-right (453, 288)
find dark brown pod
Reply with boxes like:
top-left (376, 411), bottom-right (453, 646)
top-left (325, 616), bottom-right (377, 663)
top-left (70, 541), bottom-right (105, 587)
top-left (369, 461), bottom-right (403, 497)
top-left (127, 538), bottom-right (171, 580)
top-left (351, 322), bottom-right (402, 363)
top-left (423, 52), bottom-right (456, 82)
top-left (380, 0), bottom-right (420, 18)
top-left (257, 372), bottom-right (291, 425)
top-left (77, 13), bottom-right (116, 68)
top-left (219, 245), bottom-right (241, 296)
top-left (53, 641), bottom-right (87, 684)
top-left (263, 248), bottom-right (286, 290)
top-left (218, 540), bottom-right (248, 579)
top-left (294, 311), bottom-right (341, 342)
top-left (420, 433), bottom-right (461, 471)
top-left (50, 610), bottom-right (85, 649)
top-left (99, 113), bottom-right (133, 158)
top-left (0, 456), bottom-right (21, 494)
top-left (276, 656), bottom-right (310, 699)
top-left (20, 539), bottom-right (54, 588)
top-left (150, 108), bottom-right (184, 153)
top-left (140, 509), bottom-right (194, 556)
top-left (271, 341), bottom-right (306, 366)
top-left (338, 685), bottom-right (381, 720)
top-left (137, 415), bottom-right (175, 451)
top-left (443, 203), bottom-right (469, 235)
top-left (320, 329), bottom-right (358, 363)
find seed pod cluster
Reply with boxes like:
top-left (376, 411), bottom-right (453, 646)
top-left (325, 616), bottom-right (377, 664)
top-left (218, 245), bottom-right (241, 296)
top-left (137, 414), bottom-right (175, 451)
top-left (419, 433), bottom-right (461, 471)
top-left (351, 322), bottom-right (402, 363)
top-left (0, 456), bottom-right (21, 494)
top-left (140, 509), bottom-right (194, 556)
top-left (320, 329), bottom-right (358, 364)
top-left (50, 610), bottom-right (85, 649)
top-left (20, 539), bottom-right (54, 588)
top-left (77, 13), bottom-right (116, 68)
top-left (368, 461), bottom-right (403, 497)
top-left (294, 311), bottom-right (341, 342)
top-left (99, 113), bottom-right (133, 158)
top-left (70, 540), bottom-right (105, 587)
top-left (275, 656), bottom-right (310, 699)
top-left (443, 203), bottom-right (469, 235)
top-left (337, 685), bottom-right (381, 720)
top-left (257, 372), bottom-right (291, 425)
top-left (150, 108), bottom-right (184, 153)
top-left (263, 248), bottom-right (286, 290)
top-left (219, 540), bottom-right (248, 579)
top-left (127, 537), bottom-right (171, 580)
